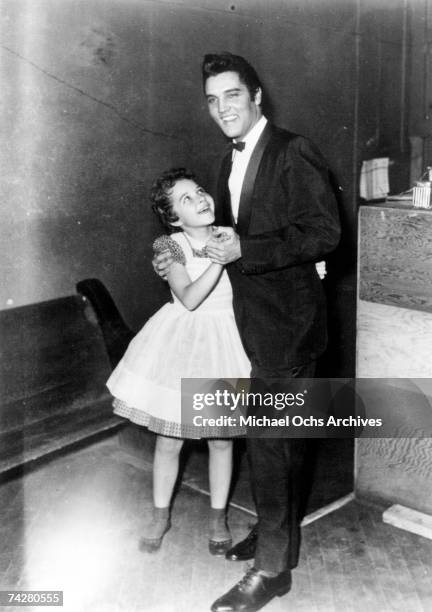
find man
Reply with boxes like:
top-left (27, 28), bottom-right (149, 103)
top-left (156, 52), bottom-right (340, 612)
top-left (204, 52), bottom-right (340, 612)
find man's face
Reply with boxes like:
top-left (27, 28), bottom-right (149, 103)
top-left (205, 71), bottom-right (262, 141)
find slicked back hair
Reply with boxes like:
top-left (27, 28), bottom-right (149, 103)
top-left (202, 52), bottom-right (262, 102)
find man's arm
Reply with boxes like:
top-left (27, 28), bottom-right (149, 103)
top-left (208, 137), bottom-right (340, 274)
top-left (239, 137), bottom-right (340, 273)
top-left (206, 228), bottom-right (328, 279)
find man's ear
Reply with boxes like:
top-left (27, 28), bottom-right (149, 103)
top-left (254, 87), bottom-right (262, 107)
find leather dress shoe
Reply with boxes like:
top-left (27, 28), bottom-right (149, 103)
top-left (225, 525), bottom-right (257, 561)
top-left (210, 567), bottom-right (292, 612)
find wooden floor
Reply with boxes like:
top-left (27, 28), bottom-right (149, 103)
top-left (1, 433), bottom-right (431, 612)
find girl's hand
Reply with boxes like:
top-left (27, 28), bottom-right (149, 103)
top-left (211, 226), bottom-right (230, 242)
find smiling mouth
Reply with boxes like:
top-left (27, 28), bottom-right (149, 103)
top-left (221, 115), bottom-right (237, 123)
top-left (198, 206), bottom-right (211, 214)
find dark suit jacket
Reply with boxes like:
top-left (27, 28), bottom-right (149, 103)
top-left (210, 123), bottom-right (341, 371)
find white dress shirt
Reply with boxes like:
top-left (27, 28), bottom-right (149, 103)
top-left (228, 116), bottom-right (268, 223)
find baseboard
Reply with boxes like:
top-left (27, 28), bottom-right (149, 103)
top-left (383, 504), bottom-right (432, 540)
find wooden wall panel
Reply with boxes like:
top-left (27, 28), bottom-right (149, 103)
top-left (356, 437), bottom-right (432, 515)
top-left (357, 299), bottom-right (432, 378)
top-left (359, 206), bottom-right (432, 313)
top-left (356, 204), bottom-right (432, 514)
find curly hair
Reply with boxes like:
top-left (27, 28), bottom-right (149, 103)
top-left (202, 52), bottom-right (262, 101)
top-left (150, 167), bottom-right (197, 233)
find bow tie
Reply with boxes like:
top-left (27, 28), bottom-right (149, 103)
top-left (231, 141), bottom-right (246, 152)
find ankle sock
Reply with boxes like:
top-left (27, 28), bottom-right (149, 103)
top-left (256, 569), bottom-right (278, 578)
top-left (209, 507), bottom-right (230, 542)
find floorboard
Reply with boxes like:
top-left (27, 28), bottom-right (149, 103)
top-left (0, 435), bottom-right (431, 612)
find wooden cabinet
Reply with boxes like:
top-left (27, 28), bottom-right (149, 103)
top-left (356, 203), bottom-right (432, 514)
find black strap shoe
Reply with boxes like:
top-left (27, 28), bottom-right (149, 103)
top-left (209, 538), bottom-right (233, 556)
top-left (210, 567), bottom-right (292, 612)
top-left (225, 525), bottom-right (257, 561)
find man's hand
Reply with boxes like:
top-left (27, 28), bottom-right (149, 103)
top-left (152, 250), bottom-right (174, 280)
top-left (315, 261), bottom-right (326, 280)
top-left (206, 226), bottom-right (242, 265)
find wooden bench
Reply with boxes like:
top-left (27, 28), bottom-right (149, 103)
top-left (0, 279), bottom-right (134, 475)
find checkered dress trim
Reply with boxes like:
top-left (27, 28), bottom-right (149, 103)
top-left (113, 398), bottom-right (245, 439)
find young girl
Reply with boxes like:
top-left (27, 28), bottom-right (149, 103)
top-left (106, 168), bottom-right (251, 555)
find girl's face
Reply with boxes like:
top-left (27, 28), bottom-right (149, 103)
top-left (169, 179), bottom-right (215, 230)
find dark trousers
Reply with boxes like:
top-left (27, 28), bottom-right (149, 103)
top-left (247, 361), bottom-right (316, 574)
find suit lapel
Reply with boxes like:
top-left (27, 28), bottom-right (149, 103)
top-left (236, 124), bottom-right (273, 235)
top-left (216, 149), bottom-right (235, 227)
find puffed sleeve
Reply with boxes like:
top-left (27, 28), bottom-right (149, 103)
top-left (152, 235), bottom-right (186, 266)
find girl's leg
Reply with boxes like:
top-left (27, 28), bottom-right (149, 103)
top-left (208, 438), bottom-right (233, 508)
top-left (140, 434), bottom-right (184, 553)
top-left (207, 439), bottom-right (233, 554)
top-left (153, 434), bottom-right (184, 506)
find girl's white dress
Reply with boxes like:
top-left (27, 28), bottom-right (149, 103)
top-left (106, 231), bottom-right (251, 438)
